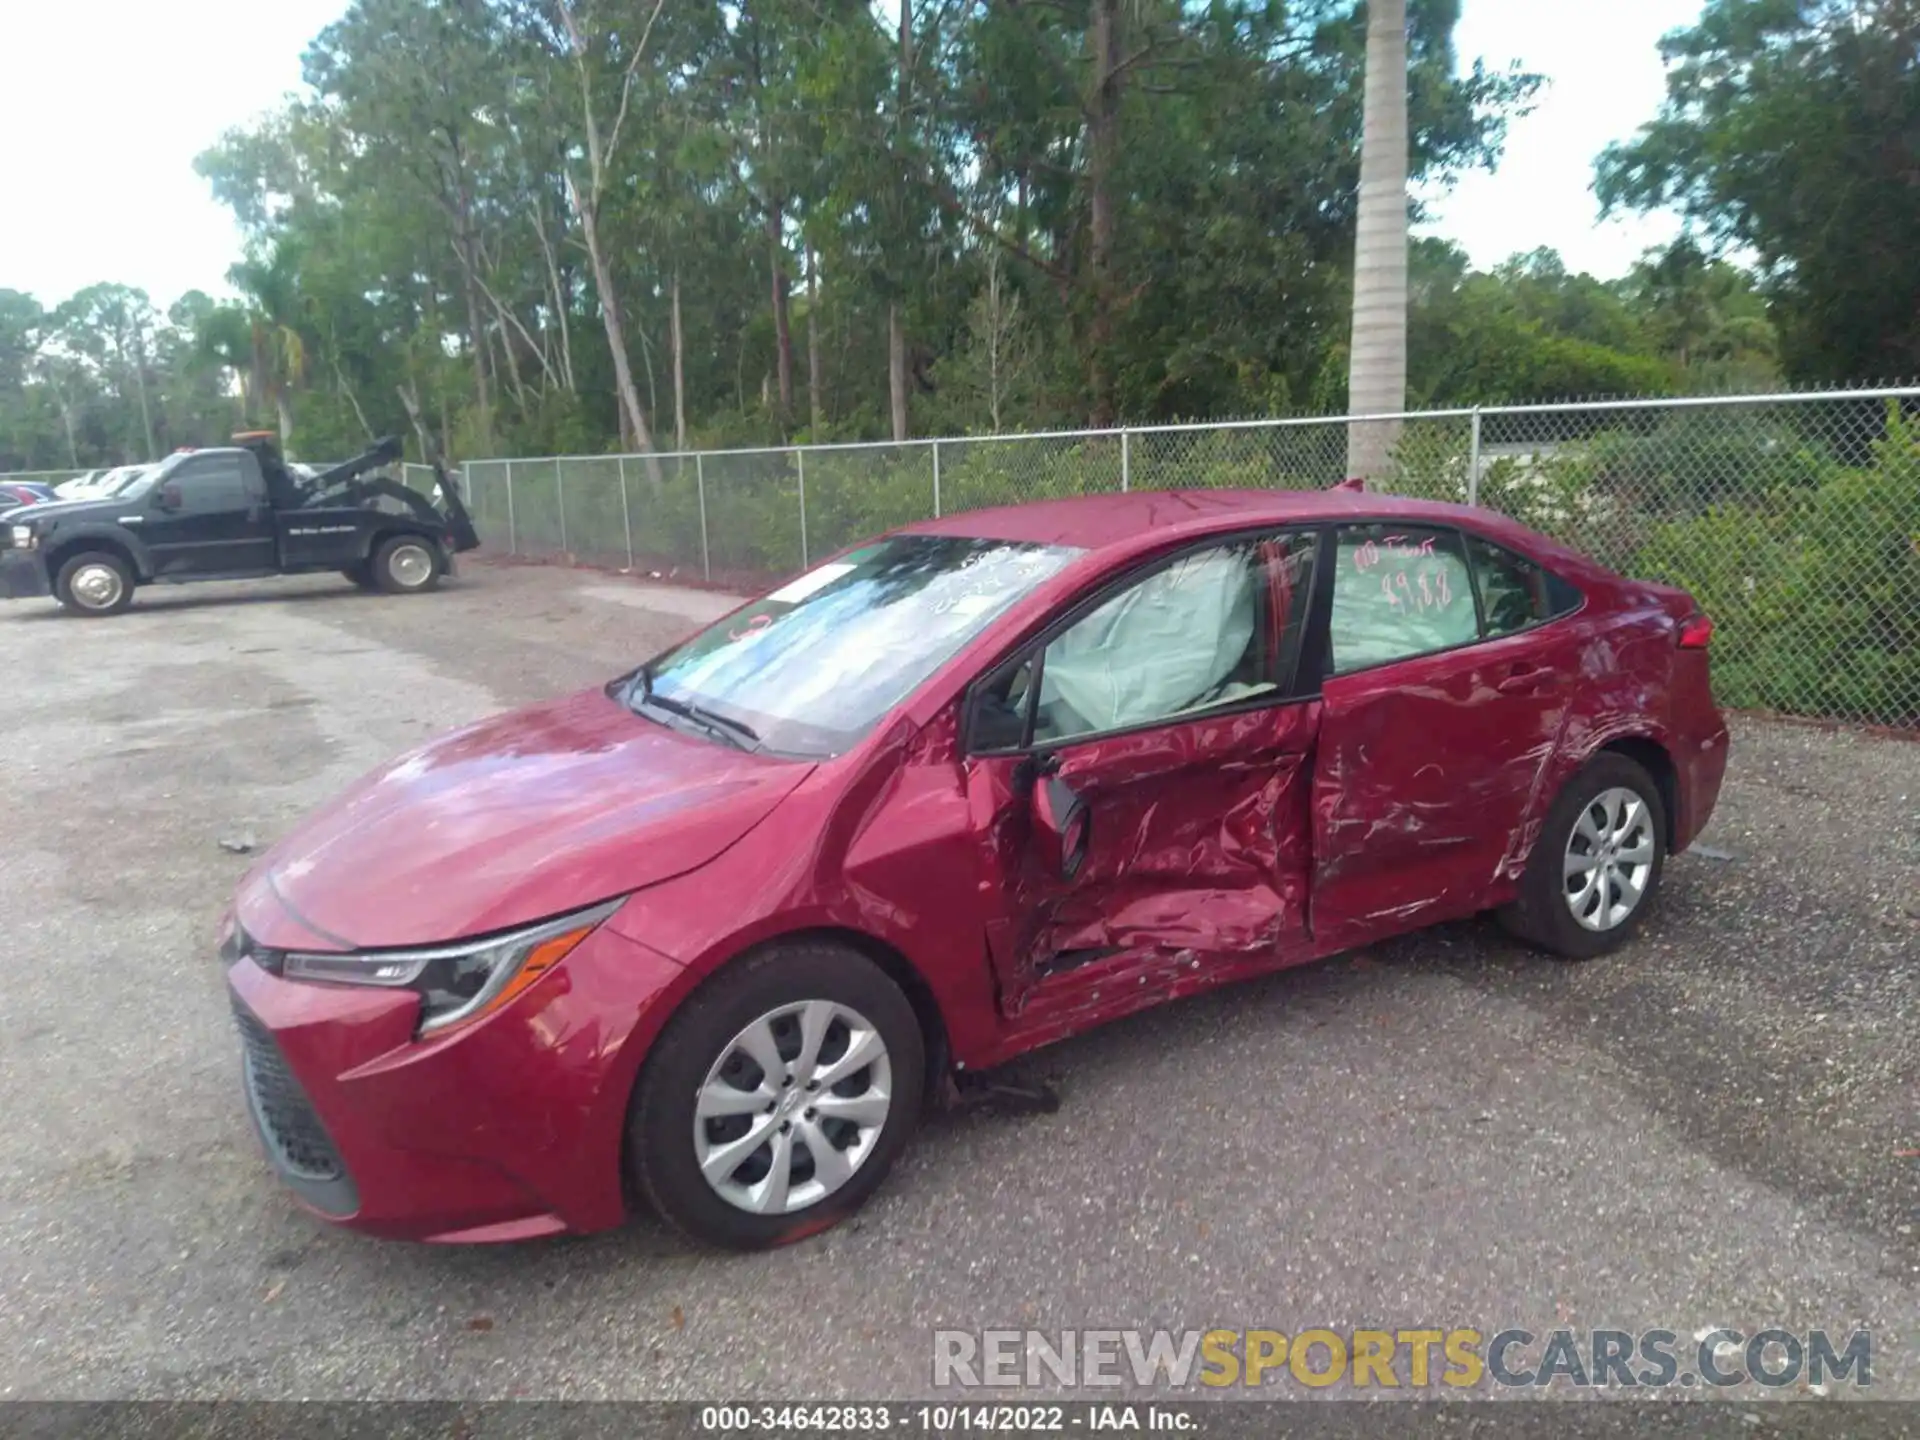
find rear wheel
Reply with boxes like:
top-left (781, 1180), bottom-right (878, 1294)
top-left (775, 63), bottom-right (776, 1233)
top-left (54, 551), bottom-right (135, 617)
top-left (1500, 753), bottom-right (1667, 960)
top-left (341, 560), bottom-right (377, 590)
top-left (370, 535), bottom-right (443, 595)
top-left (628, 942), bottom-right (925, 1250)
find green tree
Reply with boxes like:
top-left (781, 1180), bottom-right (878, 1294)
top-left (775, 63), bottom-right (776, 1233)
top-left (1596, 0), bottom-right (1920, 384)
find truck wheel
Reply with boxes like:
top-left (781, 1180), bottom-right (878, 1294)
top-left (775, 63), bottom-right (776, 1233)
top-left (341, 561), bottom-right (377, 591)
top-left (54, 551), bottom-right (135, 617)
top-left (370, 536), bottom-right (443, 595)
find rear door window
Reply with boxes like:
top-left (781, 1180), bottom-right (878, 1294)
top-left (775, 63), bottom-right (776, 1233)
top-left (1327, 524), bottom-right (1478, 674)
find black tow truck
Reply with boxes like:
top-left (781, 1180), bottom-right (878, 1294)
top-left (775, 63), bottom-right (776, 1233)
top-left (0, 433), bottom-right (480, 617)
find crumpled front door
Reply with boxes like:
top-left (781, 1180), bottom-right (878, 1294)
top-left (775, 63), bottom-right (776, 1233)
top-left (967, 700), bottom-right (1321, 1017)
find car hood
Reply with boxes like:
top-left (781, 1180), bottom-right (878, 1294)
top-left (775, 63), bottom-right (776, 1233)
top-left (8, 495), bottom-right (129, 524)
top-left (251, 686), bottom-right (814, 949)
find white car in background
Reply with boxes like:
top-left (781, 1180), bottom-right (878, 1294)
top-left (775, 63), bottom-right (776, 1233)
top-left (53, 470), bottom-right (109, 499)
top-left (53, 465), bottom-right (149, 500)
top-left (92, 465), bottom-right (152, 498)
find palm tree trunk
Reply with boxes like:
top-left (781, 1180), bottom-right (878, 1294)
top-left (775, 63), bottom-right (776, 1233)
top-left (888, 303), bottom-right (908, 442)
top-left (1085, 0), bottom-right (1123, 428)
top-left (1344, 0), bottom-right (1410, 483)
top-left (806, 244), bottom-right (823, 434)
top-left (768, 202), bottom-right (794, 425)
top-left (671, 270), bottom-right (688, 451)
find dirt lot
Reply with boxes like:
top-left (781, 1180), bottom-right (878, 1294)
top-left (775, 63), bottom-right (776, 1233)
top-left (1, 561), bottom-right (1916, 1402)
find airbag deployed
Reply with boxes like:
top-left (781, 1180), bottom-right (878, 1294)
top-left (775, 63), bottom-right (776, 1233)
top-left (1038, 549), bottom-right (1255, 733)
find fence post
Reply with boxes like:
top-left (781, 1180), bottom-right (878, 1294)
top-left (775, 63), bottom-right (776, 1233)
top-left (618, 456), bottom-right (634, 570)
top-left (696, 453), bottom-right (710, 582)
top-left (1467, 408), bottom-right (1483, 509)
top-left (1120, 429), bottom-right (1131, 493)
top-left (796, 448), bottom-right (809, 568)
top-left (932, 439), bottom-right (942, 518)
top-left (505, 460), bottom-right (517, 556)
top-left (556, 460), bottom-right (569, 556)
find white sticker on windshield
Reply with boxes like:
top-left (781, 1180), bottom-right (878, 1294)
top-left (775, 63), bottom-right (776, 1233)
top-left (766, 562), bottom-right (857, 605)
top-left (947, 592), bottom-right (1002, 617)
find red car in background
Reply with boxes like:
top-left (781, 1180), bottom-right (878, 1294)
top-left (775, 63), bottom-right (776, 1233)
top-left (0, 482), bottom-right (58, 512)
top-left (222, 487), bottom-right (1729, 1250)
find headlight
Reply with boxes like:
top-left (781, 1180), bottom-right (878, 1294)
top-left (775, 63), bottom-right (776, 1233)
top-left (9, 524), bottom-right (34, 549)
top-left (283, 899), bottom-right (623, 1034)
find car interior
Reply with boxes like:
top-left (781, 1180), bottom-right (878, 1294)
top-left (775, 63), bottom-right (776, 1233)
top-left (971, 532), bottom-right (1319, 751)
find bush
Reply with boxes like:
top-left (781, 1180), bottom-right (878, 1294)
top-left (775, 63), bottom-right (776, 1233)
top-left (1632, 407), bottom-right (1920, 725)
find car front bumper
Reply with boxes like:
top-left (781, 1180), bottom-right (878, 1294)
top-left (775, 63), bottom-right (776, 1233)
top-left (0, 549), bottom-right (49, 600)
top-left (223, 898), bottom-right (691, 1242)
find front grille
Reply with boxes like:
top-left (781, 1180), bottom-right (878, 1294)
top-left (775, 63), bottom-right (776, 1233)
top-left (233, 1006), bottom-right (345, 1182)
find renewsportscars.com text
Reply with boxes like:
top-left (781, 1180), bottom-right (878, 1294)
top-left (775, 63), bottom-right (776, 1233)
top-left (932, 1327), bottom-right (1873, 1391)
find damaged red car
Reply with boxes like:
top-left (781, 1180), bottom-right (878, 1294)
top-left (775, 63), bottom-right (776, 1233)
top-left (222, 488), bottom-right (1729, 1249)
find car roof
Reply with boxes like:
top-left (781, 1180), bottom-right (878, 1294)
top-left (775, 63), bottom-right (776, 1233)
top-left (896, 486), bottom-right (1606, 577)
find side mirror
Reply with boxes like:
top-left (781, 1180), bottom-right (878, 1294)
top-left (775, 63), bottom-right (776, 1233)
top-left (156, 483), bottom-right (183, 511)
top-left (1031, 767), bottom-right (1091, 882)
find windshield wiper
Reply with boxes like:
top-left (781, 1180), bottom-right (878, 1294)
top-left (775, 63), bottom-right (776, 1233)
top-left (629, 665), bottom-right (761, 750)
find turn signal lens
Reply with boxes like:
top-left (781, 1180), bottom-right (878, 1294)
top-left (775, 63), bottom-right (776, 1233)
top-left (456, 926), bottom-right (596, 1026)
top-left (1678, 614), bottom-right (1715, 649)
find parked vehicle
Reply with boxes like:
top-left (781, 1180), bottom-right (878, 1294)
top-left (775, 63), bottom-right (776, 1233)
top-left (0, 434), bottom-right (479, 616)
top-left (90, 464), bottom-right (152, 498)
top-left (53, 469), bottom-right (109, 500)
top-left (0, 482), bottom-right (58, 513)
top-left (221, 486), bottom-right (1729, 1249)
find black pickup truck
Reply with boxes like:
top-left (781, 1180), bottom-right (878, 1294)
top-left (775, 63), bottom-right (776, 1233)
top-left (0, 433), bottom-right (480, 617)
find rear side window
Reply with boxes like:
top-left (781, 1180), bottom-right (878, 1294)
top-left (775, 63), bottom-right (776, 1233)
top-left (1464, 534), bottom-right (1583, 638)
top-left (1327, 524), bottom-right (1478, 674)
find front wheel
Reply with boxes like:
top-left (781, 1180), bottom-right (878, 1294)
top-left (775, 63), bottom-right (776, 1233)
top-left (1500, 753), bottom-right (1667, 960)
top-left (628, 942), bottom-right (925, 1250)
top-left (370, 536), bottom-right (443, 595)
top-left (54, 551), bottom-right (135, 616)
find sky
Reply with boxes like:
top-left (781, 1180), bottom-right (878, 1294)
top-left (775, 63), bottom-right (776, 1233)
top-left (1414, 0), bottom-right (1703, 275)
top-left (0, 0), bottom-right (1702, 316)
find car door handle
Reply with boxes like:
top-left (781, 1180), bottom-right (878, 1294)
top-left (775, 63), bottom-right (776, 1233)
top-left (1496, 665), bottom-right (1553, 695)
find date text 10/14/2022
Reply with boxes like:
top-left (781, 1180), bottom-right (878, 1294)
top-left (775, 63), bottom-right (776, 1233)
top-left (698, 1404), bottom-right (1198, 1432)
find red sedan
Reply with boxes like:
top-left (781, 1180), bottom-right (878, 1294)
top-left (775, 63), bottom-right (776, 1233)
top-left (223, 487), bottom-right (1729, 1249)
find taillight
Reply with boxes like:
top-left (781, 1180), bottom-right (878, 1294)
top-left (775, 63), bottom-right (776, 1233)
top-left (1678, 613), bottom-right (1714, 649)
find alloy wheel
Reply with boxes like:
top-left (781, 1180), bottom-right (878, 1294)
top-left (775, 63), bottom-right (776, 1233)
top-left (1563, 786), bottom-right (1657, 932)
top-left (693, 1000), bottom-right (893, 1216)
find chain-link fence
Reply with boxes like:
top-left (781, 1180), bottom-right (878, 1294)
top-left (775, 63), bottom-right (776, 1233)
top-left (11, 390), bottom-right (1909, 726)
top-left (457, 387), bottom-right (1920, 727)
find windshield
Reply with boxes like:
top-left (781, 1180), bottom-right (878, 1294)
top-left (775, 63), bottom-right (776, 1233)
top-left (634, 534), bottom-right (1083, 757)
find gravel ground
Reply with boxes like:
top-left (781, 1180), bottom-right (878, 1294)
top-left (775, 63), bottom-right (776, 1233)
top-left (0, 561), bottom-right (1915, 1406)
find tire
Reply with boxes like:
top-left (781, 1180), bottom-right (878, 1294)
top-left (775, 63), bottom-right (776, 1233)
top-left (54, 550), bottom-right (135, 617)
top-left (370, 535), bottom-right (443, 595)
top-left (341, 561), bottom-right (377, 591)
top-left (1499, 753), bottom-right (1667, 960)
top-left (629, 941), bottom-right (926, 1251)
